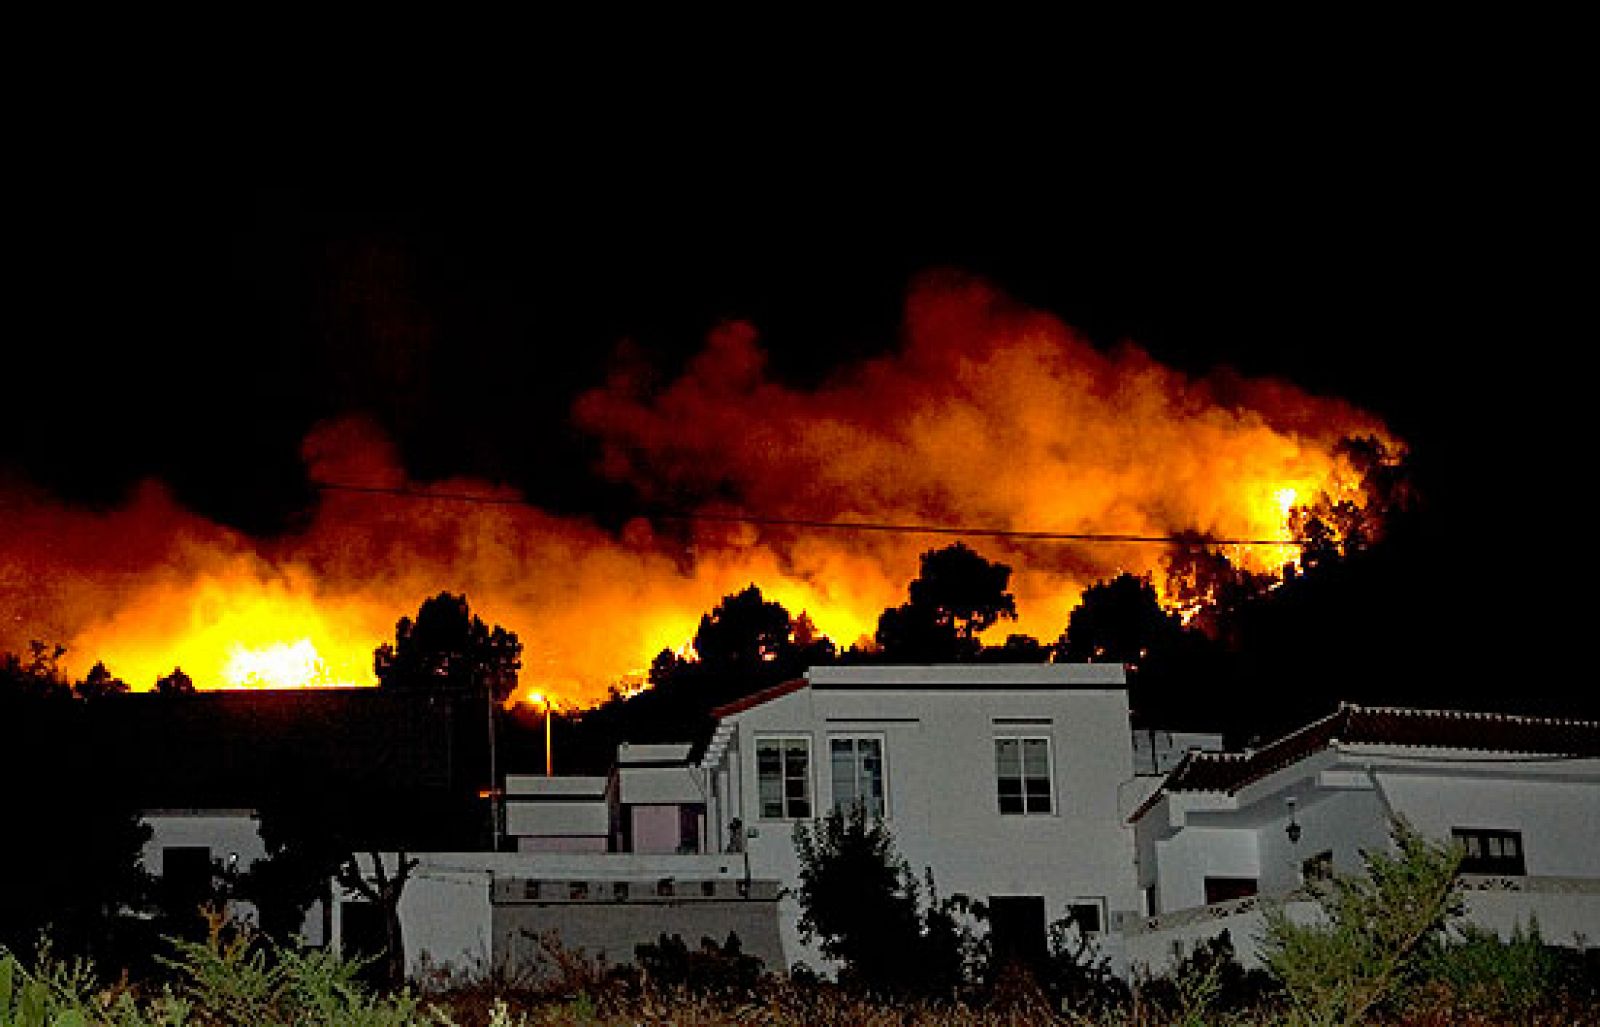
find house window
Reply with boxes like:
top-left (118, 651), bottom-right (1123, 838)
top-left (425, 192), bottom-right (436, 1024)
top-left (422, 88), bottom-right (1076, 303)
top-left (1453, 828), bottom-right (1526, 875)
top-left (995, 737), bottom-right (1052, 814)
top-left (1204, 877), bottom-right (1258, 905)
top-left (756, 737), bottom-right (811, 819)
top-left (1302, 850), bottom-right (1334, 884)
top-left (1067, 898), bottom-right (1105, 933)
top-left (830, 735), bottom-right (886, 817)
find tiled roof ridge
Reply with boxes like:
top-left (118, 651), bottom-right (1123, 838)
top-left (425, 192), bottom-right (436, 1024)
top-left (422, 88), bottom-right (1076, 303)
top-left (1163, 703), bottom-right (1600, 801)
top-left (1342, 703), bottom-right (1600, 730)
top-left (1168, 706), bottom-right (1345, 794)
top-left (708, 676), bottom-right (809, 719)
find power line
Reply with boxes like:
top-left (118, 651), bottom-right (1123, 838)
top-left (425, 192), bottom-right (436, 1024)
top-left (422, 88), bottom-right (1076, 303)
top-left (313, 482), bottom-right (1302, 548)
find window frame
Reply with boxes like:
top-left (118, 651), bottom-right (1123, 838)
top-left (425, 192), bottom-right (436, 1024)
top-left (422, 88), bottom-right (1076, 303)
top-left (828, 732), bottom-right (889, 819)
top-left (994, 734), bottom-right (1055, 816)
top-left (1301, 849), bottom-right (1334, 885)
top-left (1203, 876), bottom-right (1259, 905)
top-left (755, 734), bottom-right (814, 821)
top-left (1067, 896), bottom-right (1107, 934)
top-left (1452, 827), bottom-right (1526, 876)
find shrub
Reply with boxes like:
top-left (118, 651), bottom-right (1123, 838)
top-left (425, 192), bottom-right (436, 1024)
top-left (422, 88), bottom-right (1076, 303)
top-left (1262, 816), bottom-right (1463, 1027)
top-left (1036, 911), bottom-right (1129, 1015)
top-left (632, 932), bottom-right (764, 997)
top-left (792, 802), bottom-right (983, 999)
top-left (1414, 920), bottom-right (1563, 1019)
top-left (1132, 930), bottom-right (1275, 1022)
top-left (2, 910), bottom-right (442, 1027)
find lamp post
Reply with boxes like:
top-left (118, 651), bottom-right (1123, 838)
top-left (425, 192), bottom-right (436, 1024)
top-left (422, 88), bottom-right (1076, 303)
top-left (526, 692), bottom-right (553, 777)
top-left (487, 681), bottom-right (501, 852)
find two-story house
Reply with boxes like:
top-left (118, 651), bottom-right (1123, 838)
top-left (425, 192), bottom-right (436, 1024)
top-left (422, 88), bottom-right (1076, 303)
top-left (698, 663), bottom-right (1144, 970)
top-left (341, 662), bottom-right (1147, 977)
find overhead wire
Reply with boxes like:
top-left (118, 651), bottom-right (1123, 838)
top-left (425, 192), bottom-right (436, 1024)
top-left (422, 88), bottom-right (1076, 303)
top-left (312, 482), bottom-right (1302, 549)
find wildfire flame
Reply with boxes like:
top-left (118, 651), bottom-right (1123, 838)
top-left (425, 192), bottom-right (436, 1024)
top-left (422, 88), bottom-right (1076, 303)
top-left (0, 274), bottom-right (1395, 706)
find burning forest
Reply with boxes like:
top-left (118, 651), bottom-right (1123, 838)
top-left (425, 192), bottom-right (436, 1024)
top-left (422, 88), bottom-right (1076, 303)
top-left (0, 274), bottom-right (1400, 707)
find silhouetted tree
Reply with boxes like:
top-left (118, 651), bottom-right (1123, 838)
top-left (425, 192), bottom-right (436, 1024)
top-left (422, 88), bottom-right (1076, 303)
top-left (1056, 574), bottom-right (1181, 668)
top-left (1, 648), bottom-right (152, 963)
top-left (875, 543), bottom-right (1017, 662)
top-left (692, 584), bottom-right (794, 671)
top-left (978, 634), bottom-right (1051, 663)
top-left (374, 592), bottom-right (521, 702)
top-left (154, 666), bottom-right (196, 695)
top-left (1291, 435), bottom-right (1415, 571)
top-left (244, 780), bottom-right (452, 989)
top-left (75, 660), bottom-right (129, 700)
top-left (789, 611), bottom-right (838, 667)
top-left (1163, 534), bottom-right (1280, 642)
top-left (793, 803), bottom-right (981, 998)
top-left (1056, 574), bottom-right (1236, 731)
top-left (567, 586), bottom-right (838, 773)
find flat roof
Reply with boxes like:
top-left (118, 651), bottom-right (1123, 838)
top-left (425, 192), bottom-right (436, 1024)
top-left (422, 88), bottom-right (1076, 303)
top-left (616, 742), bottom-right (694, 764)
top-left (504, 775), bottom-right (607, 797)
top-left (806, 663), bottom-right (1127, 688)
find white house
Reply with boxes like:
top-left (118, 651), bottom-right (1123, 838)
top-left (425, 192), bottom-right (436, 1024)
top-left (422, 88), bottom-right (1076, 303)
top-left (609, 742), bottom-right (708, 855)
top-left (343, 662), bottom-right (1152, 978)
top-left (697, 663), bottom-right (1145, 971)
top-left (504, 774), bottom-right (609, 853)
top-left (140, 807), bottom-right (290, 935)
top-left (340, 745), bottom-right (783, 979)
top-left (1124, 703), bottom-right (1600, 971)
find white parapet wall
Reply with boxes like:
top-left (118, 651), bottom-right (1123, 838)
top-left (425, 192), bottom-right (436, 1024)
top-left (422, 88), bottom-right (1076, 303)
top-left (331, 850), bottom-right (775, 981)
top-left (1121, 876), bottom-right (1600, 975)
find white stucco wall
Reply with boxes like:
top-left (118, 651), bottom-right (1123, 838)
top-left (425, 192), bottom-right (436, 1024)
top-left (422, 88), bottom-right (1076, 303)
top-left (1254, 788), bottom-right (1391, 895)
top-left (1151, 825), bottom-right (1262, 912)
top-left (1373, 764), bottom-right (1600, 877)
top-left (708, 665), bottom-right (1139, 971)
top-left (142, 809), bottom-right (267, 877)
top-left (336, 851), bottom-right (754, 978)
top-left (141, 809), bottom-right (270, 931)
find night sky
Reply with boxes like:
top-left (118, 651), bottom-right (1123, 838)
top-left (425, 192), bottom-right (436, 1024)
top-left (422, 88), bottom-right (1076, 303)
top-left (3, 89), bottom-right (1575, 692)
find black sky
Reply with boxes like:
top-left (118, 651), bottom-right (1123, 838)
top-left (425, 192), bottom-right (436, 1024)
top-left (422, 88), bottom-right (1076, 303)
top-left (10, 160), bottom-right (1472, 512)
top-left (3, 77), bottom-right (1570, 627)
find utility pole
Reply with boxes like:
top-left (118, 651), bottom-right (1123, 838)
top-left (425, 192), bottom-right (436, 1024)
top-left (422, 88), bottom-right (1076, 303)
top-left (487, 679), bottom-right (501, 851)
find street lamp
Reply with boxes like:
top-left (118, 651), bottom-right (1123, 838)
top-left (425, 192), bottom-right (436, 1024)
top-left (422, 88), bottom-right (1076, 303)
top-left (487, 681), bottom-right (502, 851)
top-left (526, 692), bottom-right (553, 777)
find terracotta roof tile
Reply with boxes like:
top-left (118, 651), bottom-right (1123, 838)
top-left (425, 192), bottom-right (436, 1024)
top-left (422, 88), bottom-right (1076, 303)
top-left (708, 677), bottom-right (809, 719)
top-left (1161, 704), bottom-right (1600, 800)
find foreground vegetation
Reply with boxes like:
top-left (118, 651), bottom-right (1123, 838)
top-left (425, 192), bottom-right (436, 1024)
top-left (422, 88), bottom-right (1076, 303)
top-left (4, 929), bottom-right (1598, 1026)
top-left (7, 827), bottom-right (1600, 1027)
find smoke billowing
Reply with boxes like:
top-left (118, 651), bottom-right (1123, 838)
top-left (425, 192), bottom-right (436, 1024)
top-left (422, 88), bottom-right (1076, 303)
top-left (1, 273), bottom-right (1394, 706)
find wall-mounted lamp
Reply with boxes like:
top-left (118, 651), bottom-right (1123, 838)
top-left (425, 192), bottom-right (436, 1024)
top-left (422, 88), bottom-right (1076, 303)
top-left (1285, 796), bottom-right (1302, 844)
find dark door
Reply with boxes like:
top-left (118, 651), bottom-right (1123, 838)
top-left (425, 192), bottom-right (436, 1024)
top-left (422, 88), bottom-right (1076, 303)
top-left (988, 894), bottom-right (1048, 974)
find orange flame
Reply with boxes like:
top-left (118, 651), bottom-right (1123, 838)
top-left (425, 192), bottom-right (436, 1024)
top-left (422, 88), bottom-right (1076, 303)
top-left (0, 274), bottom-right (1395, 706)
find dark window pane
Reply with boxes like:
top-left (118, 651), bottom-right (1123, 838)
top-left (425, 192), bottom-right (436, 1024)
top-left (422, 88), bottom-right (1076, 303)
top-left (1204, 877), bottom-right (1257, 904)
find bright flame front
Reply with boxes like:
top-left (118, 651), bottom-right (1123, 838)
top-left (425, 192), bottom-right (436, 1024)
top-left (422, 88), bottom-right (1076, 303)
top-left (0, 275), bottom-right (1399, 706)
